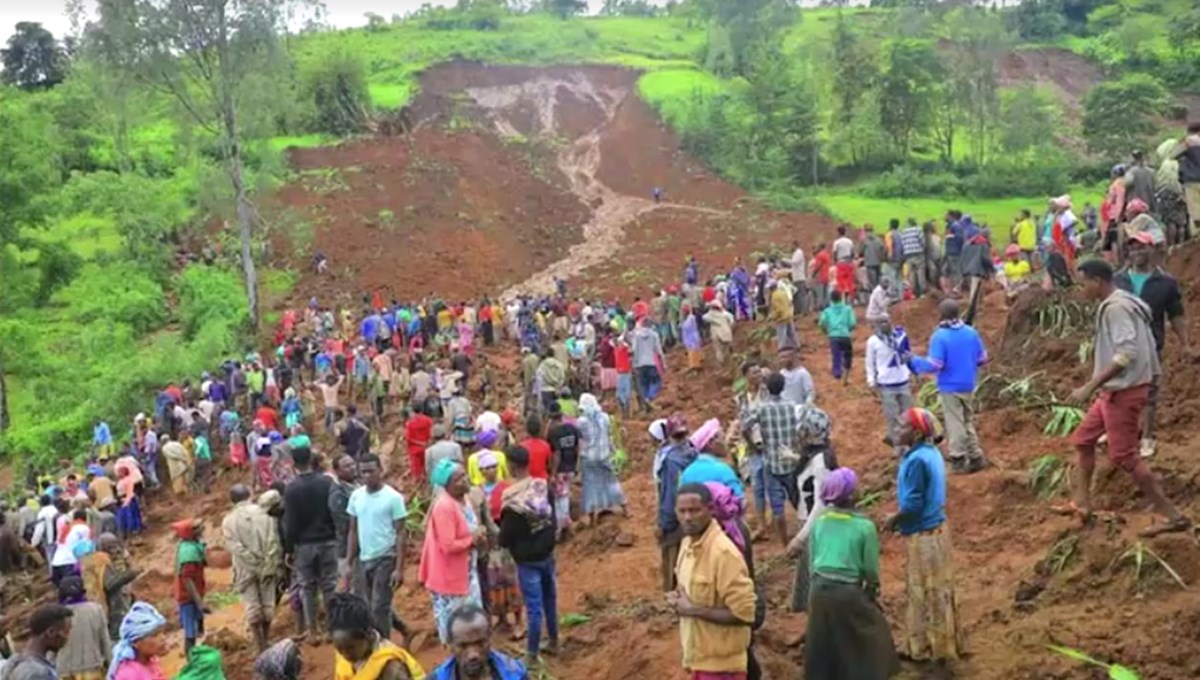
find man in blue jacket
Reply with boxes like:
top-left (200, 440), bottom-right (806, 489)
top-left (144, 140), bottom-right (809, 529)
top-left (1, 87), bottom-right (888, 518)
top-left (433, 604), bottom-right (528, 680)
top-left (910, 299), bottom-right (989, 474)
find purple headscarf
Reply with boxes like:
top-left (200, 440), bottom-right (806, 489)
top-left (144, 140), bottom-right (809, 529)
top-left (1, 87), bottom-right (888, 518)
top-left (704, 482), bottom-right (746, 552)
top-left (475, 428), bottom-right (499, 448)
top-left (820, 467), bottom-right (858, 506)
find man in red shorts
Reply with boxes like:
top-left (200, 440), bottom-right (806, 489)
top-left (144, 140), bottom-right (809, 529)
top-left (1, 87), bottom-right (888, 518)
top-left (1067, 259), bottom-right (1190, 536)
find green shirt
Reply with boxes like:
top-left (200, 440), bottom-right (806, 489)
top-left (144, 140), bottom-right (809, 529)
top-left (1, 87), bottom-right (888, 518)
top-left (194, 436), bottom-right (212, 461)
top-left (246, 370), bottom-right (265, 393)
top-left (818, 303), bottom-right (857, 338)
top-left (666, 295), bottom-right (683, 322)
top-left (808, 510), bottom-right (880, 586)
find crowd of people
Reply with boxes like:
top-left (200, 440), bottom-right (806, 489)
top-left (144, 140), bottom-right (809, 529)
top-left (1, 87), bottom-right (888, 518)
top-left (2, 127), bottom-right (1199, 680)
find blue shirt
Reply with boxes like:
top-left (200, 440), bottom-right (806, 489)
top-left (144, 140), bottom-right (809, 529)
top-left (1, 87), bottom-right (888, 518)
top-left (944, 220), bottom-right (964, 256)
top-left (897, 443), bottom-right (947, 535)
top-left (657, 443), bottom-right (698, 533)
top-left (347, 484), bottom-right (408, 561)
top-left (431, 651), bottom-right (526, 680)
top-left (910, 322), bottom-right (987, 393)
top-left (93, 422), bottom-right (112, 446)
top-left (678, 454), bottom-right (744, 499)
top-left (361, 316), bottom-right (377, 342)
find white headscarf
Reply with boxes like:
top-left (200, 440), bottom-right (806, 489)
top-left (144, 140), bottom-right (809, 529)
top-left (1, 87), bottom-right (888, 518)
top-left (579, 393), bottom-right (600, 415)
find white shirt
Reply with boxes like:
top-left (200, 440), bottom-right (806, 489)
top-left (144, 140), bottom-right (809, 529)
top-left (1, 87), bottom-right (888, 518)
top-left (51, 522), bottom-right (91, 567)
top-left (31, 506), bottom-right (59, 548)
top-left (865, 285), bottom-right (890, 322)
top-left (832, 237), bottom-right (856, 262)
top-left (476, 411), bottom-right (501, 433)
top-left (866, 333), bottom-right (912, 388)
top-left (790, 248), bottom-right (807, 282)
top-left (780, 367), bottom-right (815, 405)
top-left (795, 452), bottom-right (832, 542)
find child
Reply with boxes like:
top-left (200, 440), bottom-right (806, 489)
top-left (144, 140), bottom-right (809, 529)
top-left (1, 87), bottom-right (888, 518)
top-left (818, 290), bottom-right (857, 384)
top-left (680, 303), bottom-right (702, 372)
top-left (478, 453), bottom-right (522, 640)
top-left (172, 519), bottom-right (207, 654)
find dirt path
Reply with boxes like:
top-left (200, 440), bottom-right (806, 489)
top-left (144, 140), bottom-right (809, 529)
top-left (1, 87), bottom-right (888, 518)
top-left (463, 73), bottom-right (729, 299)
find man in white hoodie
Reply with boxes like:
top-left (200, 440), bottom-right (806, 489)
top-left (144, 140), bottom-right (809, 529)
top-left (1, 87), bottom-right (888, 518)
top-left (865, 315), bottom-right (913, 454)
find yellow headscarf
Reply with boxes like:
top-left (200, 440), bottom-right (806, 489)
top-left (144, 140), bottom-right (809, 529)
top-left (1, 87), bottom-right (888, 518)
top-left (334, 641), bottom-right (425, 680)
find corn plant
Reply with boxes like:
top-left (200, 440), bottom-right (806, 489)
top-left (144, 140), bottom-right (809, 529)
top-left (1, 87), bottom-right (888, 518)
top-left (999, 372), bottom-right (1045, 406)
top-left (1048, 645), bottom-right (1141, 679)
top-left (1029, 454), bottom-right (1071, 500)
top-left (405, 494), bottom-right (429, 533)
top-left (1043, 534), bottom-right (1079, 574)
top-left (1110, 540), bottom-right (1188, 591)
top-left (1044, 406), bottom-right (1085, 437)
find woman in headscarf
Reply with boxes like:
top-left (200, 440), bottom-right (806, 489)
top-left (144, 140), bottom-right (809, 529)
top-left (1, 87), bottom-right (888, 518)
top-left (281, 388), bottom-right (303, 432)
top-left (1101, 164), bottom-right (1127, 258)
top-left (418, 460), bottom-right (485, 644)
top-left (330, 593), bottom-right (425, 680)
top-left (576, 394), bottom-right (627, 526)
top-left (476, 452), bottom-right (522, 641)
top-left (805, 467), bottom-right (898, 680)
top-left (254, 639), bottom-right (301, 680)
top-left (884, 407), bottom-right (963, 664)
top-left (466, 429), bottom-right (508, 486)
top-left (678, 419), bottom-right (743, 498)
top-left (786, 403), bottom-right (838, 614)
top-left (702, 482), bottom-right (765, 680)
top-left (108, 602), bottom-right (169, 680)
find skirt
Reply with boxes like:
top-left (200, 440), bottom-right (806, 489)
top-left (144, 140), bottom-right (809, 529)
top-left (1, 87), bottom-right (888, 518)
top-left (836, 262), bottom-right (857, 295)
top-left (581, 458), bottom-right (626, 513)
top-left (432, 564), bottom-right (483, 644)
top-left (600, 367), bottom-right (619, 392)
top-left (806, 575), bottom-right (899, 680)
top-left (904, 526), bottom-right (964, 661)
top-left (554, 472), bottom-right (574, 530)
top-left (116, 498), bottom-right (143, 535)
top-left (790, 545), bottom-right (811, 613)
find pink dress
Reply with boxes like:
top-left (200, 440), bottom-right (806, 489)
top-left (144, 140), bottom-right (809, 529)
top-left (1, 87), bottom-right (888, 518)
top-left (457, 322), bottom-right (476, 358)
top-left (114, 659), bottom-right (167, 680)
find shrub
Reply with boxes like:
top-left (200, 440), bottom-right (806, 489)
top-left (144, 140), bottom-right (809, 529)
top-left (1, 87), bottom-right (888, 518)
top-left (861, 165), bottom-right (963, 198)
top-left (53, 264), bottom-right (167, 335)
top-left (176, 265), bottom-right (250, 340)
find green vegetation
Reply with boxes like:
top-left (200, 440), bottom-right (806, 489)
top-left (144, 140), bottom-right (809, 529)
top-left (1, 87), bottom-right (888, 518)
top-left (1048, 645), bottom-right (1141, 680)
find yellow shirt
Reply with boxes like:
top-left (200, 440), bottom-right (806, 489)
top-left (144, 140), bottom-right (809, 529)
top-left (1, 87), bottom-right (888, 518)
top-left (1013, 219), bottom-right (1037, 251)
top-left (1003, 259), bottom-right (1031, 283)
top-left (335, 641), bottom-right (425, 680)
top-left (436, 309), bottom-right (452, 331)
top-left (467, 449), bottom-right (509, 486)
top-left (675, 521), bottom-right (756, 673)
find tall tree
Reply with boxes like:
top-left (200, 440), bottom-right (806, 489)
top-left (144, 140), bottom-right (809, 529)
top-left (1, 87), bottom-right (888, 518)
top-left (1, 23), bottom-right (67, 90)
top-left (1082, 73), bottom-right (1171, 157)
top-left (545, 0), bottom-right (586, 18)
top-left (696, 0), bottom-right (797, 77)
top-left (829, 11), bottom-right (879, 166)
top-left (745, 49), bottom-right (820, 184)
top-left (939, 7), bottom-right (1008, 165)
top-left (878, 39), bottom-right (939, 159)
top-left (87, 0), bottom-right (309, 330)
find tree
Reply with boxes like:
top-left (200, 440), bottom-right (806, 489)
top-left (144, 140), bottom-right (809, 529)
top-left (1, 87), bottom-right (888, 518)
top-left (301, 48), bottom-right (371, 134)
top-left (1082, 74), bottom-right (1171, 156)
top-left (0, 93), bottom-right (60, 243)
top-left (87, 0), bottom-right (312, 331)
top-left (1, 23), bottom-right (67, 90)
top-left (1008, 0), bottom-right (1067, 41)
top-left (939, 7), bottom-right (1008, 165)
top-left (829, 11), bottom-right (879, 166)
top-left (998, 84), bottom-right (1061, 153)
top-left (745, 50), bottom-right (820, 184)
top-left (695, 0), bottom-right (797, 77)
top-left (879, 39), bottom-right (939, 159)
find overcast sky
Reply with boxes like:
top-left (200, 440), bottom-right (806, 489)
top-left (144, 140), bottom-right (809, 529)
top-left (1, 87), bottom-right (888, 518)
top-left (0, 1), bottom-right (656, 39)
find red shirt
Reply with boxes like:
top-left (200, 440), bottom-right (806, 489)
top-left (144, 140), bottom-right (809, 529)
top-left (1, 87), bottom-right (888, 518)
top-left (175, 556), bottom-right (206, 604)
top-left (702, 286), bottom-right (716, 303)
top-left (406, 414), bottom-right (434, 454)
top-left (614, 345), bottom-right (632, 373)
top-left (632, 300), bottom-right (649, 319)
top-left (254, 406), bottom-right (279, 432)
top-left (479, 305), bottom-right (492, 322)
top-left (813, 250), bottom-right (832, 284)
top-left (521, 437), bottom-right (554, 479)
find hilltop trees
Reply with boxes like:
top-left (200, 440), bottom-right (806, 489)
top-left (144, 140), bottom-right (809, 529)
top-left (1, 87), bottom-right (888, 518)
top-left (1082, 73), bottom-right (1172, 156)
top-left (2, 22), bottom-right (68, 90)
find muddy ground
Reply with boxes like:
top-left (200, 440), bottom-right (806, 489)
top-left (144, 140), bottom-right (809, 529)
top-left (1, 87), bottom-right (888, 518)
top-left (10, 62), bottom-right (1200, 680)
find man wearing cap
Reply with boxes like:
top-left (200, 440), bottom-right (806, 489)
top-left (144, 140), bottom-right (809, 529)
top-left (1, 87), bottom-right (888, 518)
top-left (655, 414), bottom-right (697, 592)
top-left (1115, 231), bottom-right (1197, 458)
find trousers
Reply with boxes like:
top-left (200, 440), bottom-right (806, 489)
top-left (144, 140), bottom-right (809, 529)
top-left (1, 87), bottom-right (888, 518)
top-left (516, 558), bottom-right (559, 658)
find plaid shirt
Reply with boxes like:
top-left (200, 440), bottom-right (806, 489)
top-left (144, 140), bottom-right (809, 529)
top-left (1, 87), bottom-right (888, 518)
top-left (745, 395), bottom-right (802, 475)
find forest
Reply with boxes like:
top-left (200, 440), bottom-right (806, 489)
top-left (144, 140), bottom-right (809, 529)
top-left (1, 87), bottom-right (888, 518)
top-left (1, 0), bottom-right (1198, 463)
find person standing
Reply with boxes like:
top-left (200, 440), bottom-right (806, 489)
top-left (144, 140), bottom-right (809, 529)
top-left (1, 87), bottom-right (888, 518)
top-left (283, 444), bottom-right (339, 642)
top-left (425, 425), bottom-right (464, 489)
top-left (171, 518), bottom-right (206, 654)
top-left (831, 225), bottom-right (857, 301)
top-left (546, 403), bottom-right (580, 539)
top-left (779, 350), bottom-right (814, 406)
top-left (420, 461), bottom-right (487, 645)
top-left (860, 227), bottom-right (886, 294)
top-left (768, 281), bottom-right (798, 353)
top-left (1168, 122), bottom-right (1200, 237)
top-left (1114, 233), bottom-right (1198, 458)
top-left (55, 577), bottom-right (111, 680)
top-left (535, 350), bottom-right (566, 416)
top-left (347, 454), bottom-right (409, 641)
top-left (630, 318), bottom-right (666, 413)
top-left (497, 448), bottom-right (559, 666)
top-left (899, 218), bottom-right (927, 297)
top-left (790, 241), bottom-right (809, 316)
top-left (818, 291), bottom-right (857, 385)
top-left (910, 299), bottom-right (988, 474)
top-left (328, 454), bottom-right (359, 584)
top-left (613, 336), bottom-right (634, 419)
top-left (1011, 209), bottom-right (1038, 264)
top-left (885, 408), bottom-right (963, 664)
top-left (741, 373), bottom-right (802, 548)
top-left (864, 278), bottom-right (893, 325)
top-left (222, 484), bottom-right (281, 652)
top-left (577, 394), bottom-right (627, 526)
top-left (810, 244), bottom-right (832, 311)
top-left (404, 405), bottom-right (434, 482)
top-left (5, 605), bottom-right (73, 680)
top-left (1066, 260), bottom-right (1191, 536)
top-left (866, 316), bottom-right (914, 454)
top-left (804, 470), bottom-right (898, 680)
top-left (656, 415), bottom-right (698, 591)
top-left (702, 301), bottom-right (735, 365)
top-left (431, 605), bottom-right (527, 680)
top-left (668, 484), bottom-right (757, 680)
